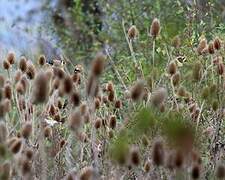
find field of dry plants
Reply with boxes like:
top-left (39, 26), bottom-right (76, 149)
top-left (0, 0), bottom-right (225, 180)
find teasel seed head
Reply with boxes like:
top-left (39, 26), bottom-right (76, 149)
top-left (172, 72), bottom-right (181, 86)
top-left (214, 37), bottom-right (221, 50)
top-left (69, 111), bottom-right (82, 130)
top-left (115, 99), bottom-right (122, 109)
top-left (53, 67), bottom-right (65, 79)
top-left (3, 99), bottom-right (11, 114)
top-left (94, 98), bottom-right (101, 109)
top-left (19, 56), bottom-right (27, 72)
top-left (106, 81), bottom-right (114, 92)
top-left (174, 150), bottom-right (184, 169)
top-left (172, 36), bottom-right (181, 48)
top-left (108, 90), bottom-right (115, 102)
top-left (3, 60), bottom-right (10, 70)
top-left (21, 159), bottom-right (31, 176)
top-left (128, 25), bottom-right (139, 39)
top-left (86, 75), bottom-right (99, 97)
top-left (16, 82), bottom-right (24, 95)
top-left (94, 118), bottom-right (102, 129)
top-left (7, 51), bottom-right (15, 65)
top-left (109, 115), bottom-right (116, 129)
top-left (71, 73), bottom-right (81, 84)
top-left (152, 140), bottom-right (164, 166)
top-left (192, 61), bottom-right (203, 82)
top-left (150, 18), bottom-right (160, 38)
top-left (21, 122), bottom-right (32, 139)
top-left (208, 41), bottom-right (215, 54)
top-left (70, 91), bottom-right (80, 107)
top-left (25, 148), bottom-right (33, 160)
top-left (130, 147), bottom-right (140, 166)
top-left (0, 122), bottom-right (8, 143)
top-left (79, 166), bottom-right (94, 180)
top-left (63, 75), bottom-right (73, 94)
top-left (168, 61), bottom-right (177, 75)
top-left (4, 84), bottom-right (12, 100)
top-left (216, 164), bottom-right (225, 179)
top-left (31, 71), bottom-right (49, 104)
top-left (49, 104), bottom-right (56, 117)
top-left (197, 38), bottom-right (207, 55)
top-left (38, 55), bottom-right (46, 66)
top-left (217, 63), bottom-right (224, 75)
top-left (177, 86), bottom-right (186, 97)
top-left (14, 70), bottom-right (22, 83)
top-left (44, 126), bottom-right (52, 138)
top-left (130, 80), bottom-right (145, 101)
top-left (151, 87), bottom-right (167, 107)
top-left (26, 61), bottom-right (36, 79)
top-left (10, 138), bottom-right (22, 154)
top-left (91, 53), bottom-right (106, 76)
top-left (191, 164), bottom-right (200, 179)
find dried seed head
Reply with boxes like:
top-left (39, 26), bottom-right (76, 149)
top-left (108, 90), bottom-right (115, 102)
top-left (109, 115), bottom-right (116, 129)
top-left (216, 164), bottom-right (225, 179)
top-left (26, 61), bottom-right (36, 79)
top-left (214, 37), bottom-right (221, 50)
top-left (150, 18), bottom-right (160, 38)
top-left (168, 61), bottom-right (177, 75)
top-left (49, 104), bottom-right (56, 117)
top-left (3, 99), bottom-right (11, 113)
top-left (59, 139), bottom-right (66, 148)
top-left (79, 166), bottom-right (94, 180)
top-left (4, 84), bottom-right (12, 100)
top-left (10, 138), bottom-right (22, 154)
top-left (38, 55), bottom-right (46, 66)
top-left (144, 160), bottom-right (151, 172)
top-left (21, 122), bottom-right (32, 139)
top-left (14, 70), bottom-right (22, 83)
top-left (130, 147), bottom-right (140, 166)
top-left (191, 164), bottom-right (200, 179)
top-left (7, 51), bottom-right (15, 65)
top-left (115, 99), bottom-right (122, 109)
top-left (19, 56), bottom-right (27, 72)
top-left (172, 36), bottom-right (181, 48)
top-left (86, 75), bottom-right (99, 97)
top-left (177, 86), bottom-right (186, 97)
top-left (174, 150), bottom-right (184, 169)
top-left (172, 72), bottom-right (181, 86)
top-left (71, 73), bottom-right (80, 84)
top-left (44, 126), bottom-right (52, 138)
top-left (21, 159), bottom-right (31, 175)
top-left (53, 67), bottom-right (65, 79)
top-left (94, 98), bottom-right (101, 109)
top-left (94, 118), bottom-right (101, 129)
top-left (70, 92), bottom-right (80, 107)
top-left (152, 140), bottom-right (164, 166)
top-left (0, 122), bottom-right (8, 143)
top-left (25, 148), bottom-right (33, 160)
top-left (208, 41), bottom-right (215, 54)
top-left (197, 38), bottom-right (207, 55)
top-left (16, 82), bottom-right (25, 95)
top-left (80, 103), bottom-right (87, 115)
top-left (91, 53), bottom-right (106, 76)
top-left (63, 75), bottom-right (73, 94)
top-left (130, 81), bottom-right (145, 101)
top-left (128, 25), bottom-right (139, 39)
top-left (151, 87), bottom-right (167, 107)
top-left (106, 81), bottom-right (114, 92)
top-left (3, 60), bottom-right (10, 70)
top-left (0, 74), bottom-right (5, 88)
top-left (20, 75), bottom-right (29, 92)
top-left (69, 111), bottom-right (82, 130)
top-left (31, 71), bottom-right (49, 104)
top-left (217, 63), bottom-right (224, 75)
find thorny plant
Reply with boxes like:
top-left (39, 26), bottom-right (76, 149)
top-left (0, 17), bottom-right (224, 180)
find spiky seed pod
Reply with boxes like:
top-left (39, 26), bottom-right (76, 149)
top-left (69, 111), bottom-right (82, 130)
top-left (38, 55), bottom-right (46, 66)
top-left (150, 18), bottom-right (160, 38)
top-left (108, 90), bottom-right (115, 102)
top-left (16, 82), bottom-right (25, 95)
top-left (130, 147), bottom-right (140, 166)
top-left (20, 75), bottom-right (29, 92)
top-left (172, 36), bottom-right (181, 48)
top-left (3, 99), bottom-right (11, 113)
top-left (14, 70), bottom-right (22, 83)
top-left (217, 63), bottom-right (224, 75)
top-left (128, 25), bottom-right (139, 39)
top-left (80, 103), bottom-right (87, 115)
top-left (177, 86), bottom-right (186, 97)
top-left (109, 115), bottom-right (116, 129)
top-left (49, 104), bottom-right (56, 117)
top-left (19, 56), bottom-right (27, 72)
top-left (21, 159), bottom-right (31, 175)
top-left (26, 62), bottom-right (36, 79)
top-left (63, 75), bottom-right (73, 94)
top-left (106, 81), bottom-right (114, 92)
top-left (151, 87), bottom-right (167, 107)
top-left (94, 98), bottom-right (100, 109)
top-left (71, 73), bottom-right (80, 84)
top-left (53, 67), bottom-right (65, 79)
top-left (172, 72), bottom-right (181, 86)
top-left (44, 126), bottom-right (52, 138)
top-left (168, 61), bottom-right (177, 75)
top-left (174, 150), bottom-right (184, 169)
top-left (31, 71), bottom-right (49, 104)
top-left (94, 118), bottom-right (101, 129)
top-left (115, 99), bottom-right (122, 109)
top-left (21, 122), bottom-right (32, 139)
top-left (3, 60), bottom-right (10, 70)
top-left (19, 98), bottom-right (26, 111)
top-left (152, 140), bottom-right (164, 166)
top-left (25, 148), bottom-right (33, 160)
top-left (59, 139), bottom-right (66, 148)
top-left (216, 164), bottom-right (225, 179)
top-left (208, 41), bottom-right (215, 54)
top-left (192, 62), bottom-right (203, 82)
top-left (70, 92), bottom-right (80, 107)
top-left (191, 164), bottom-right (200, 179)
top-left (197, 38), bottom-right (207, 55)
top-left (57, 98), bottom-right (63, 109)
top-left (0, 74), bottom-right (5, 88)
top-left (86, 75), bottom-right (99, 97)
top-left (91, 53), bottom-right (106, 76)
top-left (7, 52), bottom-right (15, 65)
top-left (4, 84), bottom-right (12, 100)
top-left (79, 166), bottom-right (94, 180)
top-left (0, 122), bottom-right (8, 143)
top-left (10, 138), bottom-right (22, 154)
top-left (214, 37), bottom-right (221, 50)
top-left (130, 81), bottom-right (145, 101)
top-left (144, 160), bottom-right (151, 172)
